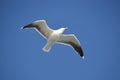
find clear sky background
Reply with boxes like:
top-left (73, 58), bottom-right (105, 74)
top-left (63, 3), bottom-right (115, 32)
top-left (0, 0), bottom-right (120, 80)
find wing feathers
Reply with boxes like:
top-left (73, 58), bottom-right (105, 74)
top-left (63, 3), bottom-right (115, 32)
top-left (57, 34), bottom-right (84, 58)
top-left (34, 20), bottom-right (53, 39)
top-left (22, 20), bottom-right (53, 39)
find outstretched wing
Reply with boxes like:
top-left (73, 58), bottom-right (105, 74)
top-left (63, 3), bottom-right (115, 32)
top-left (22, 20), bottom-right (53, 39)
top-left (57, 34), bottom-right (84, 58)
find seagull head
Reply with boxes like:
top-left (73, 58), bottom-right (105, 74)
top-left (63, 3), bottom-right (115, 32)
top-left (64, 27), bottom-right (68, 30)
top-left (61, 27), bottom-right (68, 30)
top-left (60, 27), bottom-right (68, 32)
top-left (57, 27), bottom-right (68, 34)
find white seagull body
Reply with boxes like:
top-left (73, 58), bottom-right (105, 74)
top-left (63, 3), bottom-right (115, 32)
top-left (22, 20), bottom-right (84, 59)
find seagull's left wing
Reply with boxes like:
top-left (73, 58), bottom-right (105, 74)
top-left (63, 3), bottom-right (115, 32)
top-left (22, 20), bottom-right (53, 39)
top-left (57, 34), bottom-right (84, 58)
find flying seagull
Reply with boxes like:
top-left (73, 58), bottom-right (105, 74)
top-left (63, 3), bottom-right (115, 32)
top-left (22, 20), bottom-right (84, 59)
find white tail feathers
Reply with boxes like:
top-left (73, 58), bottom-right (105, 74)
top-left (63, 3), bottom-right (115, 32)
top-left (42, 41), bottom-right (54, 52)
top-left (43, 46), bottom-right (51, 52)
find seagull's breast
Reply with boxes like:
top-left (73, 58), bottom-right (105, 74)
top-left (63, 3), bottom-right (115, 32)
top-left (49, 31), bottom-right (61, 41)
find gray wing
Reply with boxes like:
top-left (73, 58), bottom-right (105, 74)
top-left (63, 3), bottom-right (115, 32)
top-left (57, 34), bottom-right (84, 58)
top-left (34, 20), bottom-right (53, 39)
top-left (22, 20), bottom-right (53, 39)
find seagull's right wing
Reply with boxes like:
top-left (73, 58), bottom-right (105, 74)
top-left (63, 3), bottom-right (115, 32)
top-left (57, 34), bottom-right (84, 58)
top-left (22, 20), bottom-right (53, 39)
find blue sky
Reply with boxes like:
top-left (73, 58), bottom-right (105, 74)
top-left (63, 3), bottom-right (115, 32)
top-left (0, 0), bottom-right (120, 80)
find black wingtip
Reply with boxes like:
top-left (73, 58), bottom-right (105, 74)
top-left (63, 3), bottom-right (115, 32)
top-left (80, 52), bottom-right (84, 59)
top-left (73, 45), bottom-right (84, 59)
top-left (21, 23), bottom-right (35, 30)
top-left (20, 25), bottom-right (28, 30)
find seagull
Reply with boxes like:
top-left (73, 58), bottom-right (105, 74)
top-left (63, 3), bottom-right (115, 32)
top-left (22, 20), bottom-right (84, 59)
